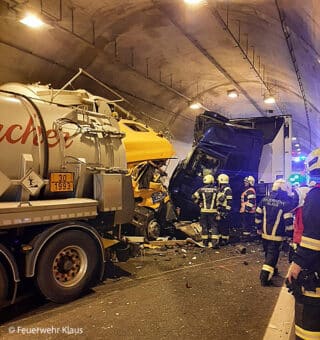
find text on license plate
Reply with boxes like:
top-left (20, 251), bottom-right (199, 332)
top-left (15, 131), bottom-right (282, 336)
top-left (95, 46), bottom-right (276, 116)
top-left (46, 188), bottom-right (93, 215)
top-left (50, 172), bottom-right (74, 192)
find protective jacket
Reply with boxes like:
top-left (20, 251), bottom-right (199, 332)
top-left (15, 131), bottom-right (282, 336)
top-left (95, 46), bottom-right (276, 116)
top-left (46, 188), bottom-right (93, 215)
top-left (294, 185), bottom-right (320, 274)
top-left (240, 187), bottom-right (256, 213)
top-left (217, 185), bottom-right (232, 216)
top-left (255, 190), bottom-right (294, 241)
top-left (193, 184), bottom-right (218, 213)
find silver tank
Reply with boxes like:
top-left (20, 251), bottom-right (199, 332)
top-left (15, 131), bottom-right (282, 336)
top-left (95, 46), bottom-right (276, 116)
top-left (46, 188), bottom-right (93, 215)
top-left (0, 83), bottom-right (127, 201)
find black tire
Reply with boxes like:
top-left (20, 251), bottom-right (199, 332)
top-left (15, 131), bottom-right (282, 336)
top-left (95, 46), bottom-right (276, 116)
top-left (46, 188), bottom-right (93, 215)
top-left (36, 230), bottom-right (99, 303)
top-left (0, 261), bottom-right (9, 305)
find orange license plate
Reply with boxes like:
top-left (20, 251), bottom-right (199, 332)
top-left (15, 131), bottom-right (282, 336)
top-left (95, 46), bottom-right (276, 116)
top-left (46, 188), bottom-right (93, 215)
top-left (50, 172), bottom-right (74, 192)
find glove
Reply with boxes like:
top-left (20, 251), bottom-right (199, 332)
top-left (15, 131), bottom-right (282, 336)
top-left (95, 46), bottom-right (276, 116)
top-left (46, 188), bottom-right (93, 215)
top-left (285, 277), bottom-right (302, 298)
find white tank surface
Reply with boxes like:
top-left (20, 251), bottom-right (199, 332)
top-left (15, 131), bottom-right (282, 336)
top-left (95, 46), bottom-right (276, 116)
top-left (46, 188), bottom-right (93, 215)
top-left (0, 83), bottom-right (127, 200)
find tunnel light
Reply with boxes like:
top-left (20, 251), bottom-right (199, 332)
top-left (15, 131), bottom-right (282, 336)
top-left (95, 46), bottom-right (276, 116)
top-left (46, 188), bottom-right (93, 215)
top-left (189, 101), bottom-right (202, 109)
top-left (292, 137), bottom-right (297, 141)
top-left (227, 89), bottom-right (239, 98)
top-left (184, 0), bottom-right (204, 4)
top-left (295, 143), bottom-right (300, 147)
top-left (20, 14), bottom-right (44, 28)
top-left (263, 94), bottom-right (275, 104)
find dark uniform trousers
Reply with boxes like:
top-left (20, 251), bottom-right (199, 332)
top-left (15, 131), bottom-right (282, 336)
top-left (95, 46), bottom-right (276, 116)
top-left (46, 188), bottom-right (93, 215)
top-left (295, 296), bottom-right (320, 340)
top-left (260, 240), bottom-right (282, 283)
top-left (200, 212), bottom-right (219, 243)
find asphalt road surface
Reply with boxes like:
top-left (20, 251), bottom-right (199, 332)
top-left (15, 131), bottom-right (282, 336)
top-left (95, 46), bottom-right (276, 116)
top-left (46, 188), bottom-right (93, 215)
top-left (0, 241), bottom-right (292, 339)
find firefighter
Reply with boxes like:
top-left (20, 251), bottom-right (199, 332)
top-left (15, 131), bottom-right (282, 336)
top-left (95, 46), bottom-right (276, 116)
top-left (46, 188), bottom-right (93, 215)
top-left (287, 148), bottom-right (320, 339)
top-left (216, 173), bottom-right (233, 246)
top-left (192, 174), bottom-right (219, 248)
top-left (255, 178), bottom-right (294, 286)
top-left (240, 176), bottom-right (257, 239)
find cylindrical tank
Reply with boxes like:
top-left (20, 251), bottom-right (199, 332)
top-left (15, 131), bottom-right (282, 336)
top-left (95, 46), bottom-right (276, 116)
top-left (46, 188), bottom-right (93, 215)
top-left (0, 83), bottom-right (127, 201)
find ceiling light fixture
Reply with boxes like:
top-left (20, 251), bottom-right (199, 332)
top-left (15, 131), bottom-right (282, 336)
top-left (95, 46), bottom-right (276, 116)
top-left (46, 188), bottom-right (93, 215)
top-left (19, 13), bottom-right (44, 28)
top-left (295, 143), bottom-right (300, 147)
top-left (292, 137), bottom-right (297, 141)
top-left (184, 0), bottom-right (204, 4)
top-left (189, 101), bottom-right (202, 110)
top-left (263, 93), bottom-right (276, 104)
top-left (227, 89), bottom-right (239, 98)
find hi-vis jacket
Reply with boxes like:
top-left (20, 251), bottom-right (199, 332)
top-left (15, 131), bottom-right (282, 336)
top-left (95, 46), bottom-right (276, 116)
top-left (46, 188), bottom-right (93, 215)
top-left (193, 184), bottom-right (219, 213)
top-left (255, 190), bottom-right (293, 241)
top-left (294, 185), bottom-right (320, 273)
top-left (217, 185), bottom-right (233, 216)
top-left (240, 187), bottom-right (256, 213)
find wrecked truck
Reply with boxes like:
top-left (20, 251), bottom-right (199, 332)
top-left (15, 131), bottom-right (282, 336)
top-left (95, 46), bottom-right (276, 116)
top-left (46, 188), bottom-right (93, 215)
top-left (169, 111), bottom-right (292, 222)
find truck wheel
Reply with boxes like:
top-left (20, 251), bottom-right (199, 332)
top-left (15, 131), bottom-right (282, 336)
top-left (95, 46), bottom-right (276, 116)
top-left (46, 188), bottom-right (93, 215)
top-left (36, 230), bottom-right (99, 303)
top-left (147, 219), bottom-right (161, 240)
top-left (0, 261), bottom-right (8, 305)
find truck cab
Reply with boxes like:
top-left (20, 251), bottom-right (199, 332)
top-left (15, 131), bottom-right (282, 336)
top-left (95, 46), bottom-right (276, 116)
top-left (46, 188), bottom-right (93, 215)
top-left (169, 111), bottom-right (292, 221)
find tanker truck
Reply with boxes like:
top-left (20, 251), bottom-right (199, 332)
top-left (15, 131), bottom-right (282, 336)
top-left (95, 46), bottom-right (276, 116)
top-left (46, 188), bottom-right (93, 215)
top-left (0, 80), bottom-right (174, 308)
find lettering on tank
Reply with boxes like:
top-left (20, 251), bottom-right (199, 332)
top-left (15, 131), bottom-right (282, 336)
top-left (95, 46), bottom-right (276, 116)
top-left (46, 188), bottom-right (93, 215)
top-left (0, 117), bottom-right (73, 148)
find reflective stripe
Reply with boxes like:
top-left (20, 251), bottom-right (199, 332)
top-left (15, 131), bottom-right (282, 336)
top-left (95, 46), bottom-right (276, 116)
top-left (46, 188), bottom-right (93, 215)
top-left (263, 206), bottom-right (267, 235)
top-left (284, 212), bottom-right (293, 219)
top-left (209, 192), bottom-right (215, 210)
top-left (262, 233), bottom-right (284, 241)
top-left (221, 235), bottom-right (229, 240)
top-left (302, 287), bottom-right (320, 298)
top-left (255, 219), bottom-right (262, 224)
top-left (201, 208), bottom-right (217, 213)
top-left (262, 264), bottom-right (274, 281)
top-left (300, 236), bottom-right (320, 251)
top-left (226, 195), bottom-right (232, 199)
top-left (295, 325), bottom-right (320, 340)
top-left (202, 193), bottom-right (206, 210)
top-left (285, 225), bottom-right (294, 231)
top-left (246, 202), bottom-right (254, 207)
top-left (247, 194), bottom-right (255, 199)
top-left (211, 234), bottom-right (220, 240)
top-left (262, 264), bottom-right (274, 273)
top-left (271, 209), bottom-right (282, 237)
top-left (202, 235), bottom-right (209, 240)
top-left (256, 206), bottom-right (262, 213)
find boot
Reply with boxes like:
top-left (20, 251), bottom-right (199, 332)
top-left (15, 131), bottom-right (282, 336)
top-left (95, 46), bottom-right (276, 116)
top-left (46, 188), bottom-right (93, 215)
top-left (212, 240), bottom-right (220, 249)
top-left (260, 270), bottom-right (272, 286)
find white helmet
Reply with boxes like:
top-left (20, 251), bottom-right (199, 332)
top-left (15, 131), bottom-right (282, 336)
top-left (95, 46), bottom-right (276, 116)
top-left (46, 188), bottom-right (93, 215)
top-left (203, 174), bottom-right (214, 184)
top-left (244, 176), bottom-right (255, 186)
top-left (306, 148), bottom-right (320, 174)
top-left (217, 173), bottom-right (229, 184)
top-left (272, 178), bottom-right (288, 192)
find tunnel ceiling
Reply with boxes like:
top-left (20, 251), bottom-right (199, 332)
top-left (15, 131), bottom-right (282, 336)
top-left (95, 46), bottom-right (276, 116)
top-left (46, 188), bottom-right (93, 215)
top-left (0, 0), bottom-right (319, 154)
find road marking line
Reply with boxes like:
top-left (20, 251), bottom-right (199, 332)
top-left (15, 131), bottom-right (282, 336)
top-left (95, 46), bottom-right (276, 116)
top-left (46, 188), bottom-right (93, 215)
top-left (263, 272), bottom-right (295, 340)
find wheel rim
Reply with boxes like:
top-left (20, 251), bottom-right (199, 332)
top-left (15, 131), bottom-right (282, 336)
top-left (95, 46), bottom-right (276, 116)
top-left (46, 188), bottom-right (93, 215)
top-left (147, 220), bottom-right (161, 240)
top-left (52, 246), bottom-right (88, 287)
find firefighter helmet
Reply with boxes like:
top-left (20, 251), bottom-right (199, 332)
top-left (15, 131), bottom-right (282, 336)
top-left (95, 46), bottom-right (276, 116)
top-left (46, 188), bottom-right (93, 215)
top-left (217, 173), bottom-right (229, 184)
top-left (244, 176), bottom-right (255, 186)
top-left (306, 148), bottom-right (320, 174)
top-left (272, 178), bottom-right (288, 192)
top-left (203, 174), bottom-right (214, 184)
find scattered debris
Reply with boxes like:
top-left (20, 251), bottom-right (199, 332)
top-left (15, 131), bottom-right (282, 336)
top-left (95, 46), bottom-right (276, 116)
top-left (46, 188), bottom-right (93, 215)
top-left (185, 281), bottom-right (192, 288)
top-left (235, 245), bottom-right (247, 254)
top-left (243, 261), bottom-right (249, 265)
top-left (192, 256), bottom-right (197, 260)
